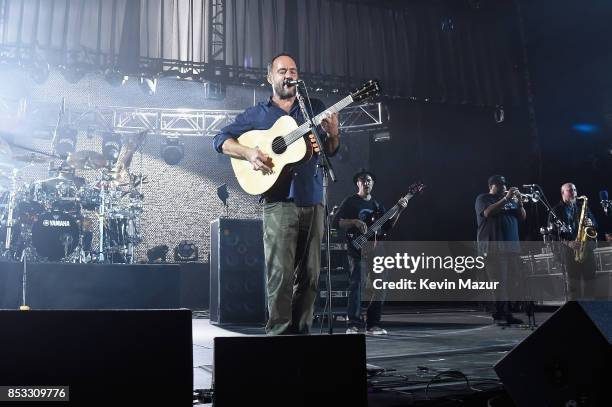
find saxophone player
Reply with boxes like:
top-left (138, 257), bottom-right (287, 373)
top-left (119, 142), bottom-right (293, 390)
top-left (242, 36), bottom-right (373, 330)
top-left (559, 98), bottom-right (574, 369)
top-left (548, 183), bottom-right (598, 300)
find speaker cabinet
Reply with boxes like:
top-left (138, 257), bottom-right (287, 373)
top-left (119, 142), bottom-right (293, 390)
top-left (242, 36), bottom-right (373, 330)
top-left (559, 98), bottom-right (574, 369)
top-left (213, 334), bottom-right (367, 406)
top-left (495, 301), bottom-right (612, 407)
top-left (210, 218), bottom-right (266, 324)
top-left (0, 309), bottom-right (193, 406)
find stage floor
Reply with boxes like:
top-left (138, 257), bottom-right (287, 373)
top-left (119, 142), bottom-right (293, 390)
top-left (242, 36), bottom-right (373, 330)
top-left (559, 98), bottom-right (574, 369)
top-left (191, 307), bottom-right (553, 405)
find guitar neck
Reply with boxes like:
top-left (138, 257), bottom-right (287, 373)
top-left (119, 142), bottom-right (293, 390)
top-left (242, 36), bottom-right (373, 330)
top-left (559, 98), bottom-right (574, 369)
top-left (285, 95), bottom-right (354, 145)
top-left (364, 204), bottom-right (399, 238)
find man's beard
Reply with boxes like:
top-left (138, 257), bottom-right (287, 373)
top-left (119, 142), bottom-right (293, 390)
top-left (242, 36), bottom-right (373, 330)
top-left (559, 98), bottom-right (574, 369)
top-left (274, 81), bottom-right (297, 99)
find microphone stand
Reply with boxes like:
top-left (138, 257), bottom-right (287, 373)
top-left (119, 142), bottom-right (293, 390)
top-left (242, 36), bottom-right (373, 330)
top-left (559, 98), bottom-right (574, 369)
top-left (51, 97), bottom-right (66, 155)
top-left (294, 81), bottom-right (337, 335)
top-left (533, 184), bottom-right (571, 303)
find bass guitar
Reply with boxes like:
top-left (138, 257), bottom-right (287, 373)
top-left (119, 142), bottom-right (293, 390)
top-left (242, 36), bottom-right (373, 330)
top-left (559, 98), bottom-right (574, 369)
top-left (347, 182), bottom-right (425, 251)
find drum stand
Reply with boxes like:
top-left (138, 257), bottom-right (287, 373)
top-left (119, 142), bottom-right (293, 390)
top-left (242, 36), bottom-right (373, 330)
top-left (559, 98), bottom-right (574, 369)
top-left (62, 234), bottom-right (88, 263)
top-left (19, 245), bottom-right (34, 311)
top-left (2, 168), bottom-right (18, 260)
top-left (97, 184), bottom-right (107, 263)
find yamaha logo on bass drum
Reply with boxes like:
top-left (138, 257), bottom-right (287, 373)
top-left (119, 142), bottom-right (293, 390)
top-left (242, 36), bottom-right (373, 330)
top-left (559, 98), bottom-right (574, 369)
top-left (42, 219), bottom-right (72, 227)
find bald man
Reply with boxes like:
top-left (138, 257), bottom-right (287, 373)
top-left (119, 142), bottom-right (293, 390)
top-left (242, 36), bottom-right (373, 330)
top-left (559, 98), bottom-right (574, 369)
top-left (548, 183), bottom-right (598, 300)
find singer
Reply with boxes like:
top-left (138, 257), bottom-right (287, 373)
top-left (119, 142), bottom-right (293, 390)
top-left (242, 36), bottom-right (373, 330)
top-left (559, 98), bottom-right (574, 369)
top-left (213, 53), bottom-right (340, 335)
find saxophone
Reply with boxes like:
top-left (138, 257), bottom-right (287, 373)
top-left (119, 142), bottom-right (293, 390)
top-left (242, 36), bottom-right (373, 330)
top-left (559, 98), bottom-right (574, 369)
top-left (574, 196), bottom-right (597, 262)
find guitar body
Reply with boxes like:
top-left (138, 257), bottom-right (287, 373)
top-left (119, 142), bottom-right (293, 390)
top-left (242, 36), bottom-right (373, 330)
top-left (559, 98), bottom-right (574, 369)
top-left (230, 116), bottom-right (308, 195)
top-left (347, 211), bottom-right (388, 251)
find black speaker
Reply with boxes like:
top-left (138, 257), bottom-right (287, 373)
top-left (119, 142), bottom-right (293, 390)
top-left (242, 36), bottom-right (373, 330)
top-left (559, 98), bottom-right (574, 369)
top-left (210, 218), bottom-right (266, 324)
top-left (495, 301), bottom-right (612, 407)
top-left (213, 334), bottom-right (367, 407)
top-left (0, 309), bottom-right (193, 406)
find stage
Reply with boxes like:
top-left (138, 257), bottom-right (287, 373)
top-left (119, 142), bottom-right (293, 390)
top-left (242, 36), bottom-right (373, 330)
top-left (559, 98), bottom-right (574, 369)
top-left (191, 307), bottom-right (550, 406)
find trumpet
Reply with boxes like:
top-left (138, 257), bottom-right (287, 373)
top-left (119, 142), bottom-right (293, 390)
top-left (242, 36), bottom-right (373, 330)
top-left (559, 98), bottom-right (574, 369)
top-left (510, 189), bottom-right (541, 203)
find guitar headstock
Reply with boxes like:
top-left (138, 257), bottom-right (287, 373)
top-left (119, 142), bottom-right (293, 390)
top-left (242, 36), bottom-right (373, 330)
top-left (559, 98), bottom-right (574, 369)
top-left (351, 80), bottom-right (381, 102)
top-left (405, 182), bottom-right (426, 198)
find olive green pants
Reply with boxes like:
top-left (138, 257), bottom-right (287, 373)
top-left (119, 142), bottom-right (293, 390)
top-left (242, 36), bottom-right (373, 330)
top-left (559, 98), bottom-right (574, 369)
top-left (263, 202), bottom-right (324, 335)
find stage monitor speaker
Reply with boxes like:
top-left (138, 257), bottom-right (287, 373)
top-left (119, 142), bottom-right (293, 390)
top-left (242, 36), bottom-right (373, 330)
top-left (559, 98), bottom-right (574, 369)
top-left (213, 334), bottom-right (367, 407)
top-left (0, 309), bottom-right (193, 406)
top-left (495, 301), bottom-right (612, 407)
top-left (210, 218), bottom-right (266, 324)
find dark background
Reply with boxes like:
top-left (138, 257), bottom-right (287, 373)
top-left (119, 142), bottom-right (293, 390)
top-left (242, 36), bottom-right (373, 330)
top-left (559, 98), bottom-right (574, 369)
top-left (371, 0), bottom-right (612, 242)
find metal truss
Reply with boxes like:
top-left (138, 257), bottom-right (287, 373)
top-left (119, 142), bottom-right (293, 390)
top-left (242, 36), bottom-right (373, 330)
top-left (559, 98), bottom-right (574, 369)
top-left (207, 0), bottom-right (226, 68)
top-left (0, 44), bottom-right (389, 99)
top-left (0, 98), bottom-right (387, 137)
top-left (77, 103), bottom-right (386, 136)
top-left (340, 103), bottom-right (387, 132)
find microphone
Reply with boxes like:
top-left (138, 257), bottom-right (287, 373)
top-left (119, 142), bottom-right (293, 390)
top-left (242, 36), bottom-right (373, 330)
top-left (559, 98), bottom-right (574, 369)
top-left (600, 190), bottom-right (609, 215)
top-left (522, 184), bottom-right (537, 188)
top-left (283, 78), bottom-right (300, 87)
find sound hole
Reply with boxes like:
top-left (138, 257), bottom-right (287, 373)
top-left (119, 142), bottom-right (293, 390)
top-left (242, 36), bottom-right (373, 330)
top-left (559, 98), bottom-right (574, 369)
top-left (271, 136), bottom-right (287, 154)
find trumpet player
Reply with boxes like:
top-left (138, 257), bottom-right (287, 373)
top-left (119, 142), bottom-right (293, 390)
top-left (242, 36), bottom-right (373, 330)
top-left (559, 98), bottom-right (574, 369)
top-left (548, 183), bottom-right (598, 300)
top-left (475, 175), bottom-right (526, 325)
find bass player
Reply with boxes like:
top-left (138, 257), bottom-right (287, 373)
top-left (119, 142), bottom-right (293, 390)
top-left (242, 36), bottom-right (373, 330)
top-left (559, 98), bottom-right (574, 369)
top-left (333, 169), bottom-right (408, 335)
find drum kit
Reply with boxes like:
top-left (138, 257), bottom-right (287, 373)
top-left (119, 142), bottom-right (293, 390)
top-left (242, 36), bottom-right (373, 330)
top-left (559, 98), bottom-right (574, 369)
top-left (0, 132), bottom-right (146, 264)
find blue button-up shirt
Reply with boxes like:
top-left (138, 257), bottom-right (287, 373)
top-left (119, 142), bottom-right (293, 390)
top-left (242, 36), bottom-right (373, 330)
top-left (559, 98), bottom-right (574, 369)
top-left (213, 97), bottom-right (336, 206)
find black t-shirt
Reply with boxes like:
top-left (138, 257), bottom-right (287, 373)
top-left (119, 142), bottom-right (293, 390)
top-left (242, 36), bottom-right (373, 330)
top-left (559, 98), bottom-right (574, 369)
top-left (475, 193), bottom-right (521, 254)
top-left (333, 194), bottom-right (387, 258)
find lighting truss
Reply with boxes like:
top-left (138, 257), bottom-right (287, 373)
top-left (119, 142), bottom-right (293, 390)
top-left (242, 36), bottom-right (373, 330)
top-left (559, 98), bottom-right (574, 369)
top-left (0, 96), bottom-right (387, 137)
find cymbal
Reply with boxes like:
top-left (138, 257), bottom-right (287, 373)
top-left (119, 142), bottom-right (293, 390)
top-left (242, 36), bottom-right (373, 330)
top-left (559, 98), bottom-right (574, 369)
top-left (13, 153), bottom-right (54, 164)
top-left (66, 150), bottom-right (106, 170)
top-left (38, 173), bottom-right (86, 189)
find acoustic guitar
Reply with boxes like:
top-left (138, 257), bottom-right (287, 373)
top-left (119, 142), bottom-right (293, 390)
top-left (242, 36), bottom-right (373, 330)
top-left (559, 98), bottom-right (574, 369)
top-left (230, 80), bottom-right (380, 195)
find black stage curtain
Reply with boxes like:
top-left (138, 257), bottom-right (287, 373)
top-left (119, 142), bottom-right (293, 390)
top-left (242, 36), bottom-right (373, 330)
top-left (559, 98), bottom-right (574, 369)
top-left (0, 0), bottom-right (523, 105)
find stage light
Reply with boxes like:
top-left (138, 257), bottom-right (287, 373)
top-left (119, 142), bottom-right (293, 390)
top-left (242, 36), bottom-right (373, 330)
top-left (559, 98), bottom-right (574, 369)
top-left (216, 184), bottom-right (229, 206)
top-left (54, 127), bottom-right (78, 158)
top-left (102, 132), bottom-right (122, 163)
top-left (140, 77), bottom-right (157, 95)
top-left (373, 130), bottom-right (391, 143)
top-left (494, 105), bottom-right (505, 123)
top-left (104, 68), bottom-right (127, 87)
top-left (146, 245), bottom-right (169, 263)
top-left (174, 241), bottom-right (199, 262)
top-left (573, 123), bottom-right (600, 134)
top-left (160, 136), bottom-right (184, 165)
top-left (217, 184), bottom-right (229, 217)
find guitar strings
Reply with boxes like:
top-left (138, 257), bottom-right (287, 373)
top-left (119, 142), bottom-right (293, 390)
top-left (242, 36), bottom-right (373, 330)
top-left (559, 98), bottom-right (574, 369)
top-left (270, 96), bottom-right (353, 151)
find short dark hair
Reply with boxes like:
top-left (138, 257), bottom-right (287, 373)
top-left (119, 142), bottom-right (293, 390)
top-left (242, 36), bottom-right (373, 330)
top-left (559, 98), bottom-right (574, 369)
top-left (353, 169), bottom-right (376, 185)
top-left (267, 53), bottom-right (297, 75)
top-left (488, 175), bottom-right (506, 187)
